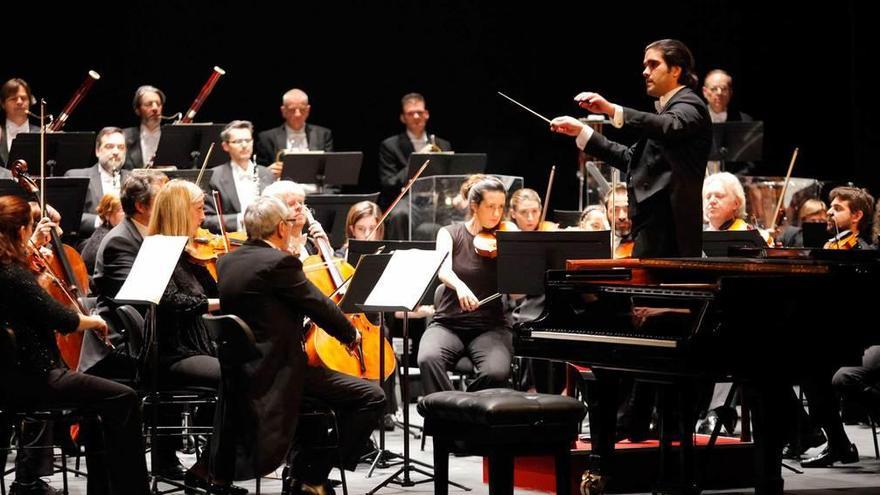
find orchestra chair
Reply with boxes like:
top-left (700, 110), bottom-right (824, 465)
top-left (418, 388), bottom-right (586, 495)
top-left (116, 305), bottom-right (216, 493)
top-left (1, 328), bottom-right (105, 495)
top-left (201, 314), bottom-right (349, 495)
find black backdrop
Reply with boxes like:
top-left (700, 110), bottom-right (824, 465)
top-left (5, 1), bottom-right (876, 210)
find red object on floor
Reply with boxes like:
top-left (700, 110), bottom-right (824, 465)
top-left (481, 434), bottom-right (750, 493)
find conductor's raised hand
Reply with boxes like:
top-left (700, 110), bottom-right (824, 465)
top-left (574, 92), bottom-right (614, 117)
top-left (549, 116), bottom-right (585, 137)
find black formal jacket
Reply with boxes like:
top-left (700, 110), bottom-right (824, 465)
top-left (0, 121), bottom-right (40, 167)
top-left (203, 161), bottom-right (275, 233)
top-left (93, 217), bottom-right (144, 334)
top-left (214, 239), bottom-right (357, 479)
top-left (254, 123), bottom-right (334, 166)
top-left (585, 87), bottom-right (711, 257)
top-left (377, 132), bottom-right (451, 206)
top-left (63, 164), bottom-right (131, 235)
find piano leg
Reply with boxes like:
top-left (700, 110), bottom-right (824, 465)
top-left (656, 382), bottom-right (700, 495)
top-left (744, 382), bottom-right (786, 495)
top-left (582, 371), bottom-right (618, 494)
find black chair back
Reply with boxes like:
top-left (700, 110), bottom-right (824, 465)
top-left (202, 314), bottom-right (260, 366)
top-left (116, 305), bottom-right (146, 361)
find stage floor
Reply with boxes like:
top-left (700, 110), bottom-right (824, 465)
top-left (6, 402), bottom-right (880, 494)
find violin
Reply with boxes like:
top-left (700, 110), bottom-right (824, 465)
top-left (614, 239), bottom-right (634, 259)
top-left (824, 231), bottom-right (860, 250)
top-left (301, 209), bottom-right (396, 380)
top-left (473, 220), bottom-right (518, 258)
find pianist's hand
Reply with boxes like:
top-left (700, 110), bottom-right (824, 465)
top-left (455, 284), bottom-right (480, 312)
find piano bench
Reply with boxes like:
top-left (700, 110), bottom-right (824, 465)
top-left (417, 388), bottom-right (586, 495)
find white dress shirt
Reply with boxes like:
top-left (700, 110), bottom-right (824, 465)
top-left (5, 119), bottom-right (30, 152)
top-left (407, 130), bottom-right (428, 152)
top-left (231, 161), bottom-right (259, 230)
top-left (285, 125), bottom-right (309, 151)
top-left (140, 124), bottom-right (161, 165)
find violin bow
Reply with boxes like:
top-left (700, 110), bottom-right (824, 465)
top-left (368, 159), bottom-right (431, 241)
top-left (768, 147), bottom-right (799, 233)
top-left (539, 165), bottom-right (556, 225)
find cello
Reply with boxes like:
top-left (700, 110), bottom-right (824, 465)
top-left (10, 159), bottom-right (97, 369)
top-left (301, 209), bottom-right (396, 380)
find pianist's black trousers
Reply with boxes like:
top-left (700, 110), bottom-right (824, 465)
top-left (8, 368), bottom-right (150, 494)
top-left (417, 322), bottom-right (513, 395)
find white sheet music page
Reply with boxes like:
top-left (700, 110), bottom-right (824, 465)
top-left (115, 235), bottom-right (188, 305)
top-left (364, 249), bottom-right (446, 311)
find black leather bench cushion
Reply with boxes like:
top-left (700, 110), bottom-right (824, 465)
top-left (417, 388), bottom-right (586, 427)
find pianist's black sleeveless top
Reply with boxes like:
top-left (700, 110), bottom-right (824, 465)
top-left (433, 223), bottom-right (506, 331)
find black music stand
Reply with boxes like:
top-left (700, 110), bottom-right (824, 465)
top-left (702, 230), bottom-right (767, 257)
top-left (553, 209), bottom-right (583, 229)
top-left (496, 231), bottom-right (612, 295)
top-left (281, 152), bottom-right (363, 192)
top-left (802, 222), bottom-right (829, 249)
top-left (159, 169), bottom-right (215, 193)
top-left (407, 153), bottom-right (486, 177)
top-left (345, 251), bottom-right (468, 493)
top-left (709, 121), bottom-right (764, 173)
top-left (0, 177), bottom-right (90, 240)
top-left (152, 123), bottom-right (226, 169)
top-left (8, 132), bottom-right (96, 176)
top-left (306, 193), bottom-right (379, 248)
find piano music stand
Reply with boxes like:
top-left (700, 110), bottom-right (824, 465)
top-left (496, 230), bottom-right (611, 295)
top-left (8, 132), bottom-right (96, 177)
top-left (702, 230), bottom-right (767, 257)
top-left (152, 123), bottom-right (226, 169)
top-left (281, 151), bottom-right (363, 193)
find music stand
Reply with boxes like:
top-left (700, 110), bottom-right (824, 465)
top-left (345, 250), bottom-right (468, 493)
top-left (306, 193), bottom-right (379, 248)
top-left (0, 177), bottom-right (90, 239)
top-left (802, 222), bottom-right (829, 249)
top-left (553, 209), bottom-right (583, 229)
top-left (281, 151), bottom-right (363, 192)
top-left (159, 169), bottom-right (215, 193)
top-left (497, 231), bottom-right (612, 295)
top-left (407, 153), bottom-right (486, 178)
top-left (708, 121), bottom-right (764, 172)
top-left (113, 235), bottom-right (188, 494)
top-left (8, 132), bottom-right (96, 176)
top-left (702, 230), bottom-right (768, 257)
top-left (152, 123), bottom-right (226, 169)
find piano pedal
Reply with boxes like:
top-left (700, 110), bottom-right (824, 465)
top-left (580, 470), bottom-right (607, 495)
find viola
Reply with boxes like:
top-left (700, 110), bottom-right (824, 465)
top-left (301, 210), bottom-right (396, 380)
top-left (614, 239), bottom-right (634, 259)
top-left (473, 220), bottom-right (518, 259)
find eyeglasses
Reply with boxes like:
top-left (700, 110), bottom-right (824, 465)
top-left (705, 85), bottom-right (730, 94)
top-left (285, 105), bottom-right (310, 113)
top-left (283, 217), bottom-right (297, 224)
top-left (226, 138), bottom-right (253, 146)
top-left (403, 110), bottom-right (426, 117)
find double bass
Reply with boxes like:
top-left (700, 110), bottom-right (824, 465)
top-left (302, 209), bottom-right (396, 380)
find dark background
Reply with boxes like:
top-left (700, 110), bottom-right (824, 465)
top-left (5, 1), bottom-right (876, 210)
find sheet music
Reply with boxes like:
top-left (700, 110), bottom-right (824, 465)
top-left (364, 249), bottom-right (446, 311)
top-left (115, 235), bottom-right (188, 305)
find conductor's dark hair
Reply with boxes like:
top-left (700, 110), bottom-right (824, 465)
top-left (645, 39), bottom-right (699, 89)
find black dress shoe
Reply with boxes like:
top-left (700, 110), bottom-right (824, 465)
top-left (801, 443), bottom-right (859, 468)
top-left (185, 469), bottom-right (248, 495)
top-left (154, 460), bottom-right (188, 480)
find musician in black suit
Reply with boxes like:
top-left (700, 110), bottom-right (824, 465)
top-left (703, 70), bottom-right (752, 124)
top-left (551, 39), bottom-right (710, 258)
top-left (550, 40), bottom-right (711, 479)
top-left (122, 85), bottom-right (166, 169)
top-left (63, 127), bottom-right (131, 236)
top-left (204, 120), bottom-right (275, 233)
top-left (92, 170), bottom-right (165, 340)
top-left (378, 92), bottom-right (451, 239)
top-left (212, 195), bottom-right (384, 494)
top-left (255, 88), bottom-right (333, 185)
top-left (1, 78), bottom-right (40, 167)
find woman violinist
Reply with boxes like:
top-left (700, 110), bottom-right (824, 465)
top-left (334, 200), bottom-right (384, 259)
top-left (0, 194), bottom-right (150, 495)
top-left (507, 188), bottom-right (543, 231)
top-left (417, 176), bottom-right (513, 395)
top-left (147, 180), bottom-right (243, 492)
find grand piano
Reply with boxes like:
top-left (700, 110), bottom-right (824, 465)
top-left (515, 250), bottom-right (880, 494)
